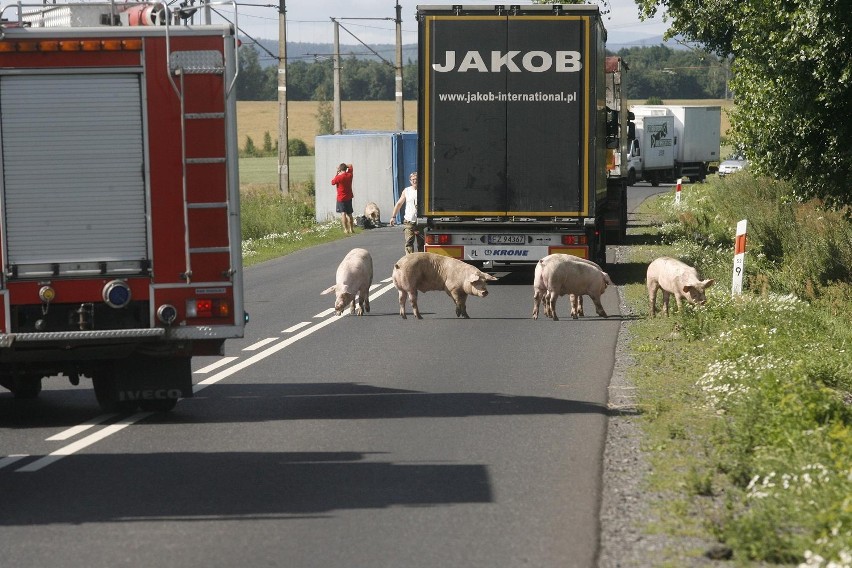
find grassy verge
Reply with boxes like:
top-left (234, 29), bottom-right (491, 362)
top-left (239, 181), bottom-right (350, 267)
top-left (623, 175), bottom-right (851, 566)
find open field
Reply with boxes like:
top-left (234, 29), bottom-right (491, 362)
top-left (237, 101), bottom-right (419, 152)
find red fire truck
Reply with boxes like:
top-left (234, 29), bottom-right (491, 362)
top-left (0, 1), bottom-right (245, 411)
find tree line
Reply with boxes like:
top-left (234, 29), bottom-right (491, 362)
top-left (235, 43), bottom-right (729, 102)
top-left (236, 46), bottom-right (418, 102)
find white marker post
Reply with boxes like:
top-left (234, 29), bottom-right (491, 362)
top-left (732, 219), bottom-right (747, 296)
top-left (675, 178), bottom-right (682, 206)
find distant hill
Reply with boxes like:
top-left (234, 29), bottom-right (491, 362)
top-left (245, 38), bottom-right (418, 68)
top-left (243, 34), bottom-right (687, 68)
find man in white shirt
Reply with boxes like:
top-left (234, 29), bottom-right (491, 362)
top-left (390, 171), bottom-right (423, 254)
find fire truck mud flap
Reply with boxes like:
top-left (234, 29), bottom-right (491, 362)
top-left (92, 355), bottom-right (192, 413)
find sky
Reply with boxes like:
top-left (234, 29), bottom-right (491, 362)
top-left (220, 0), bottom-right (671, 46)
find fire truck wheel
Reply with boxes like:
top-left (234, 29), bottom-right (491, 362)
top-left (4, 376), bottom-right (43, 399)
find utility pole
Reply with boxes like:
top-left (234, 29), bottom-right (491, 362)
top-left (277, 0), bottom-right (290, 193)
top-left (332, 19), bottom-right (342, 134)
top-left (394, 0), bottom-right (404, 131)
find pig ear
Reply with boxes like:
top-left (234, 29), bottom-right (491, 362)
top-left (682, 285), bottom-right (693, 294)
top-left (481, 272), bottom-right (498, 281)
top-left (703, 279), bottom-right (715, 289)
top-left (321, 285), bottom-right (336, 295)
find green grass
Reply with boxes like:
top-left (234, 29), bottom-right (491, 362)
top-left (239, 182), bottom-right (352, 267)
top-left (621, 177), bottom-right (852, 566)
top-left (239, 155), bottom-right (315, 186)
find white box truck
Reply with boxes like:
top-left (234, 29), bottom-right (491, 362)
top-left (630, 105), bottom-right (721, 183)
top-left (627, 109), bottom-right (676, 186)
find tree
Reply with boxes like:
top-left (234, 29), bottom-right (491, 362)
top-left (635, 0), bottom-right (852, 208)
top-left (235, 45), bottom-right (268, 101)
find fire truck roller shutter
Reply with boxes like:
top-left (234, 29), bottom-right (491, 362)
top-left (0, 74), bottom-right (148, 271)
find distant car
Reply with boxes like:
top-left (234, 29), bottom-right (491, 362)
top-left (718, 155), bottom-right (749, 177)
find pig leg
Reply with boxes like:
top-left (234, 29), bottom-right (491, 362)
top-left (410, 291), bottom-right (423, 319)
top-left (590, 294), bottom-right (608, 317)
top-left (548, 293), bottom-right (560, 321)
top-left (397, 289), bottom-right (409, 319)
top-left (532, 290), bottom-right (541, 319)
top-left (570, 294), bottom-right (585, 319)
top-left (449, 290), bottom-right (470, 318)
top-left (364, 288), bottom-right (371, 313)
top-left (544, 291), bottom-right (554, 319)
top-left (648, 282), bottom-right (659, 317)
top-left (661, 290), bottom-right (671, 316)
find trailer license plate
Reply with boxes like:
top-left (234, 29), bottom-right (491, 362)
top-left (487, 235), bottom-right (526, 244)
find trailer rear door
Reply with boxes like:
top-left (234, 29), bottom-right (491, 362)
top-left (420, 11), bottom-right (593, 217)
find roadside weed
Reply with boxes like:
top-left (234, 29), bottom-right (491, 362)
top-left (624, 177), bottom-right (851, 566)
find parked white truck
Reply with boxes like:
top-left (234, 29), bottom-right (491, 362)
top-left (627, 109), bottom-right (676, 186)
top-left (630, 105), bottom-right (721, 184)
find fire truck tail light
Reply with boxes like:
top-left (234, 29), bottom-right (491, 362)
top-left (38, 41), bottom-right (60, 51)
top-left (426, 233), bottom-right (451, 245)
top-left (103, 280), bottom-right (132, 308)
top-left (561, 235), bottom-right (588, 246)
top-left (186, 298), bottom-right (230, 319)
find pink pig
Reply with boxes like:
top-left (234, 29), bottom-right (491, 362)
top-left (321, 248), bottom-right (373, 316)
top-left (646, 256), bottom-right (715, 316)
top-left (392, 252), bottom-right (497, 319)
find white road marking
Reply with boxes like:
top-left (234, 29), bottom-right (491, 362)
top-left (46, 414), bottom-right (116, 441)
top-left (17, 413), bottom-right (154, 473)
top-left (314, 307), bottom-right (336, 318)
top-left (282, 321), bottom-right (311, 333)
top-left (0, 454), bottom-right (28, 471)
top-left (197, 282), bottom-right (398, 392)
top-left (194, 357), bottom-right (239, 374)
top-left (242, 337), bottom-right (278, 351)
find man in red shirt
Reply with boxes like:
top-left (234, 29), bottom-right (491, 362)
top-left (331, 163), bottom-right (354, 234)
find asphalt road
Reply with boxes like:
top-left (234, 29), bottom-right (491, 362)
top-left (0, 184), bottom-right (669, 568)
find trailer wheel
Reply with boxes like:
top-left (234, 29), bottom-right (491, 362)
top-left (627, 168), bottom-right (636, 186)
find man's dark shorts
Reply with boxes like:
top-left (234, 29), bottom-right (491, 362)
top-left (336, 200), bottom-right (353, 215)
